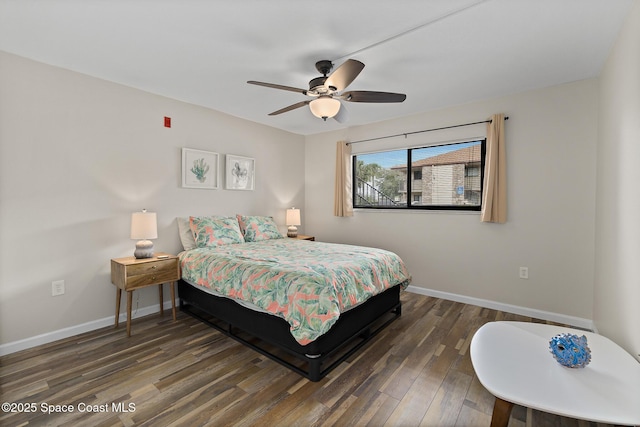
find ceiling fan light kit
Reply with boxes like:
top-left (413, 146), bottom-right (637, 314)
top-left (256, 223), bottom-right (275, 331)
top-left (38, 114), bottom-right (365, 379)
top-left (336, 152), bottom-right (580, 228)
top-left (247, 59), bottom-right (406, 122)
top-left (309, 96), bottom-right (341, 120)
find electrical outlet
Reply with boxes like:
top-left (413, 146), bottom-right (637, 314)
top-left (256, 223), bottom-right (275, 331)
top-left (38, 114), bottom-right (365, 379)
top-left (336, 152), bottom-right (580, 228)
top-left (52, 280), bottom-right (65, 296)
top-left (519, 267), bottom-right (529, 279)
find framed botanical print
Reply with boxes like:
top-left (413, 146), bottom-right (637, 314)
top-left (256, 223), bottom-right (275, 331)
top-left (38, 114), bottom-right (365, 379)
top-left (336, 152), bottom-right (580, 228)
top-left (182, 148), bottom-right (219, 189)
top-left (225, 154), bottom-right (255, 190)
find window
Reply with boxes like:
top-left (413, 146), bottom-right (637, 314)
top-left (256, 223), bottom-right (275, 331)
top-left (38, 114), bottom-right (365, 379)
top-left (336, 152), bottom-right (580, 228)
top-left (353, 139), bottom-right (485, 211)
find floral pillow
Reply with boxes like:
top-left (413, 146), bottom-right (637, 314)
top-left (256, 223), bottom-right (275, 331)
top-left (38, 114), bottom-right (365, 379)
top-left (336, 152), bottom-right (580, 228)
top-left (189, 216), bottom-right (244, 248)
top-left (236, 215), bottom-right (283, 242)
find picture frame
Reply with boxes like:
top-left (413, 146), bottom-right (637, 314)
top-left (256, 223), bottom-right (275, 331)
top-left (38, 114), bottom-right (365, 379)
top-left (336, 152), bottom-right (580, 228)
top-left (182, 148), bottom-right (219, 189)
top-left (225, 154), bottom-right (255, 190)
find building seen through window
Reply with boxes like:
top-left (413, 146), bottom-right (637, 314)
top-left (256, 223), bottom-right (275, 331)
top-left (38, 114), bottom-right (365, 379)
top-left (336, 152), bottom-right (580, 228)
top-left (353, 139), bottom-right (485, 210)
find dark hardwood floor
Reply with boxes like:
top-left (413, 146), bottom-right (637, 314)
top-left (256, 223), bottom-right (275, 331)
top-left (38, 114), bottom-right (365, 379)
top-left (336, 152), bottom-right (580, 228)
top-left (1, 292), bottom-right (617, 427)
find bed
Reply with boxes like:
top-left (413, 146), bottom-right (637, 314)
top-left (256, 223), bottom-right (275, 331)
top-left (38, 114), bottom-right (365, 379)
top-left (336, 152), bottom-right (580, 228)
top-left (176, 215), bottom-right (411, 381)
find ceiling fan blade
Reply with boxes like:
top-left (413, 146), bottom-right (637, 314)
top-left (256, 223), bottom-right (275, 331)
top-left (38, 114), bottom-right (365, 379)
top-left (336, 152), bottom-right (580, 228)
top-left (325, 59), bottom-right (365, 91)
top-left (341, 91), bottom-right (407, 103)
top-left (247, 81), bottom-right (307, 95)
top-left (268, 100), bottom-right (310, 116)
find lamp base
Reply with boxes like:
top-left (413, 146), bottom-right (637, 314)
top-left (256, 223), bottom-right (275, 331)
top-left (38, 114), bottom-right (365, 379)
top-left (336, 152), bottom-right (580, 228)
top-left (134, 240), bottom-right (154, 259)
top-left (287, 226), bottom-right (298, 238)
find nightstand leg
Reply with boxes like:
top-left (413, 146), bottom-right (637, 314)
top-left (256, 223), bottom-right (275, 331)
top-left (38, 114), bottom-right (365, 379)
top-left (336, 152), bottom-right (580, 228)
top-left (115, 288), bottom-right (122, 328)
top-left (158, 284), bottom-right (164, 317)
top-left (126, 291), bottom-right (132, 337)
top-left (170, 281), bottom-right (176, 321)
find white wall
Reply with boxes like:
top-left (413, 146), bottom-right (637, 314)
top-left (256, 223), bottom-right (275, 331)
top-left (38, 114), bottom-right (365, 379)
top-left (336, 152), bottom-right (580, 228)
top-left (595, 1), bottom-right (640, 358)
top-left (305, 79), bottom-right (598, 325)
top-left (0, 52), bottom-right (305, 348)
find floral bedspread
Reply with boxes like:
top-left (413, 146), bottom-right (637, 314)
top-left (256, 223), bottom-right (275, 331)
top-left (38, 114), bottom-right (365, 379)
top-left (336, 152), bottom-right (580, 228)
top-left (179, 239), bottom-right (411, 345)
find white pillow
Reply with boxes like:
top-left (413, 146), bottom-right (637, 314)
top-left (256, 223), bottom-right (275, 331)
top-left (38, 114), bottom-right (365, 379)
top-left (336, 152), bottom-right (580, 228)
top-left (177, 217), bottom-right (197, 251)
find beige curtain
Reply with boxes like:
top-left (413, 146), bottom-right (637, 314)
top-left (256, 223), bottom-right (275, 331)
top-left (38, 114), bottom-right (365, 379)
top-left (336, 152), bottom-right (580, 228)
top-left (334, 140), bottom-right (353, 217)
top-left (481, 113), bottom-right (507, 223)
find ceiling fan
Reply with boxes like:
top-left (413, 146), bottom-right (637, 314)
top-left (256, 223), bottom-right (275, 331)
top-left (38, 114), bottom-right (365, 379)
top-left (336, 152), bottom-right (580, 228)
top-left (247, 59), bottom-right (406, 122)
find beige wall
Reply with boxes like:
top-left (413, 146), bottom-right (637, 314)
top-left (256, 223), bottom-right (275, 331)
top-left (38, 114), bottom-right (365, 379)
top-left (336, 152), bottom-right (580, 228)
top-left (595, 1), bottom-right (640, 358)
top-left (0, 52), bottom-right (304, 348)
top-left (305, 79), bottom-right (598, 325)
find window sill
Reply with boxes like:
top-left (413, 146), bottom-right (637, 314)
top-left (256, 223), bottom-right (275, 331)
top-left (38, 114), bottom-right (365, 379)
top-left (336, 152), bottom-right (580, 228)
top-left (353, 208), bottom-right (480, 215)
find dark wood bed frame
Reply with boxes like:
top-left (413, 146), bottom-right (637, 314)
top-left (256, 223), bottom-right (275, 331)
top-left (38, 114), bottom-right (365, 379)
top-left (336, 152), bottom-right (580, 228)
top-left (178, 279), bottom-right (402, 381)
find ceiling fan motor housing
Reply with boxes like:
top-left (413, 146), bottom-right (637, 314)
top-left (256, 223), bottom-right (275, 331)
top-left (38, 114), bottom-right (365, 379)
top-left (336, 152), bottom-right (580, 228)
top-left (308, 76), bottom-right (330, 95)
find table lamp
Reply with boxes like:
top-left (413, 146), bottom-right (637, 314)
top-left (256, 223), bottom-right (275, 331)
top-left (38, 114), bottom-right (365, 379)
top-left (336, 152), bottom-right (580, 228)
top-left (286, 207), bottom-right (301, 238)
top-left (130, 209), bottom-right (158, 258)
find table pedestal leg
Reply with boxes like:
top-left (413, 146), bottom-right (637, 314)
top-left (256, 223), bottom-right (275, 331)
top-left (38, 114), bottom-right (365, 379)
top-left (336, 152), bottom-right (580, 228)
top-left (490, 397), bottom-right (514, 427)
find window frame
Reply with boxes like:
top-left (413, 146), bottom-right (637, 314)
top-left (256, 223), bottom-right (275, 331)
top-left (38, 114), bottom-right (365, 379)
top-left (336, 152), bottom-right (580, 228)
top-left (352, 138), bottom-right (486, 212)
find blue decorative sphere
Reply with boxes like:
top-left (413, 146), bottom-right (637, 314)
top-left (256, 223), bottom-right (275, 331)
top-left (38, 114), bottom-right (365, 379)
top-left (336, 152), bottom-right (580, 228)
top-left (549, 333), bottom-right (591, 368)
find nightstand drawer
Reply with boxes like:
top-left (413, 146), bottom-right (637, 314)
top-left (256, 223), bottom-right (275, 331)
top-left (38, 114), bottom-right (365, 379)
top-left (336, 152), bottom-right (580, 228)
top-left (126, 268), bottom-right (177, 289)
top-left (127, 258), bottom-right (176, 277)
top-left (125, 258), bottom-right (178, 289)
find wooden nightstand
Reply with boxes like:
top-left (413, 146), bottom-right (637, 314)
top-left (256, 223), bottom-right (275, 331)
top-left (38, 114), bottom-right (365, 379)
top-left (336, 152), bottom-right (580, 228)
top-left (110, 252), bottom-right (180, 337)
top-left (291, 235), bottom-right (315, 241)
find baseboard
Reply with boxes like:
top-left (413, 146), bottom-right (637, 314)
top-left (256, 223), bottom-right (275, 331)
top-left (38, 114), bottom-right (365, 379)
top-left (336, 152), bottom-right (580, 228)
top-left (1, 289), bottom-right (596, 357)
top-left (405, 285), bottom-right (595, 331)
top-left (0, 300), bottom-right (177, 357)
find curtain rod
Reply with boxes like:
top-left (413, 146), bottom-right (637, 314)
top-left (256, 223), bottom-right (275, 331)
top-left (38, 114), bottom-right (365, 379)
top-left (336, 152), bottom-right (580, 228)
top-left (347, 116), bottom-right (509, 145)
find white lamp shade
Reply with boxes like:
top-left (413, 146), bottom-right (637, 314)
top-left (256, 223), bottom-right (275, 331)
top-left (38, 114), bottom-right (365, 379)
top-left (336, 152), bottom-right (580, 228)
top-left (309, 97), bottom-right (341, 119)
top-left (286, 208), bottom-right (301, 226)
top-left (130, 211), bottom-right (158, 240)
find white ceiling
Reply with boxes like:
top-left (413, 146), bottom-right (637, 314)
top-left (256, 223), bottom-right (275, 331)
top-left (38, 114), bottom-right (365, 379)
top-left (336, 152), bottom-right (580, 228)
top-left (0, 0), bottom-right (634, 135)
